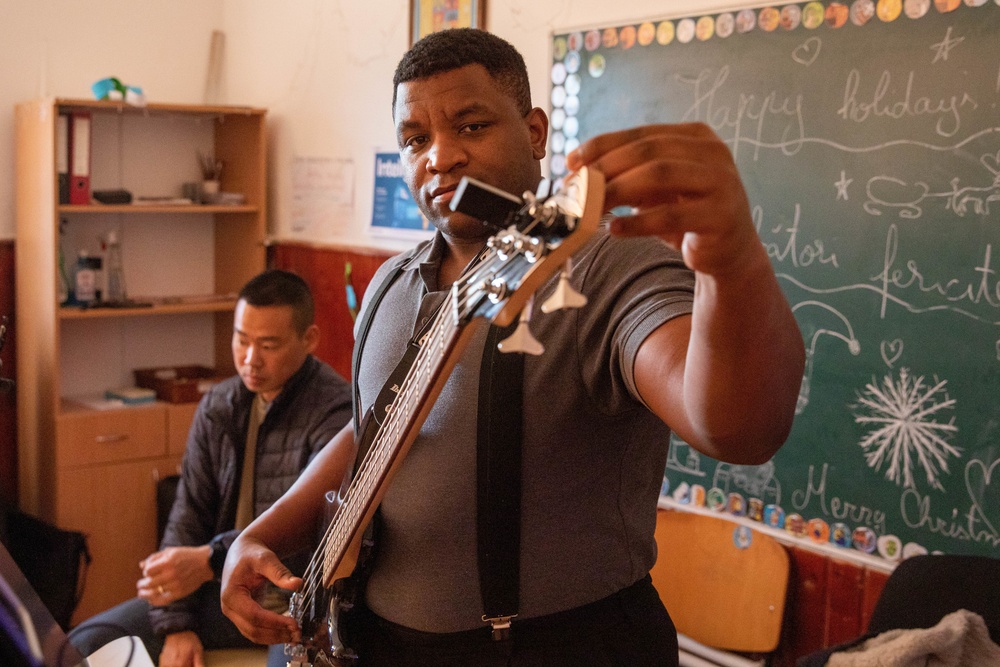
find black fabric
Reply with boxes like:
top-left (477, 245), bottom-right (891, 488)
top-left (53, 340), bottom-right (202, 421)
top-left (477, 321), bottom-right (523, 627)
top-left (155, 474), bottom-right (180, 544)
top-left (352, 265), bottom-right (405, 437)
top-left (866, 554), bottom-right (1000, 642)
top-left (796, 554), bottom-right (1000, 666)
top-left (2, 510), bottom-right (91, 630)
top-left (346, 574), bottom-right (678, 666)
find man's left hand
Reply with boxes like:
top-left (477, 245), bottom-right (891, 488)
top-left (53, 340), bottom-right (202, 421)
top-left (138, 545), bottom-right (213, 606)
top-left (566, 122), bottom-right (758, 278)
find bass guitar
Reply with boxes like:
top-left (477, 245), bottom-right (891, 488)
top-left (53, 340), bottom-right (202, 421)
top-left (283, 166), bottom-right (605, 666)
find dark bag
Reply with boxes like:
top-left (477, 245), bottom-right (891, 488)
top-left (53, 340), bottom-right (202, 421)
top-left (2, 510), bottom-right (91, 629)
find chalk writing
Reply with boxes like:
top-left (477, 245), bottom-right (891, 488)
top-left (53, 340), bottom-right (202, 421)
top-left (899, 456), bottom-right (1000, 547)
top-left (791, 464), bottom-right (887, 534)
top-left (837, 69), bottom-right (977, 137)
top-left (755, 204), bottom-right (840, 269)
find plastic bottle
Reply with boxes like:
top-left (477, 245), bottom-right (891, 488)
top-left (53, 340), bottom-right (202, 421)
top-left (75, 252), bottom-right (100, 305)
top-left (104, 230), bottom-right (127, 303)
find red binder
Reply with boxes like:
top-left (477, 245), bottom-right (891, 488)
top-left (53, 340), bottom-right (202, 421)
top-left (68, 111), bottom-right (91, 205)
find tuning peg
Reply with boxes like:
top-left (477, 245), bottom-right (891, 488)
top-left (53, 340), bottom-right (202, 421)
top-left (498, 296), bottom-right (544, 356)
top-left (541, 259), bottom-right (587, 313)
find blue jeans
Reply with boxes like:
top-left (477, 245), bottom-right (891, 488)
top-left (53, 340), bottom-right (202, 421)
top-left (68, 581), bottom-right (287, 667)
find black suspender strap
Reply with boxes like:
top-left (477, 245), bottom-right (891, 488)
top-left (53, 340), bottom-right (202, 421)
top-left (351, 263), bottom-right (525, 640)
top-left (477, 321), bottom-right (524, 640)
top-left (351, 265), bottom-right (403, 441)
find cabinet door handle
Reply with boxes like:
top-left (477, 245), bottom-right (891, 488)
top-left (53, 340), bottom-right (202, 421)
top-left (94, 433), bottom-right (128, 444)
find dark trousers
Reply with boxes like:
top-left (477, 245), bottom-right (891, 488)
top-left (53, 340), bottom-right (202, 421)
top-left (347, 575), bottom-right (679, 667)
top-left (68, 581), bottom-right (287, 667)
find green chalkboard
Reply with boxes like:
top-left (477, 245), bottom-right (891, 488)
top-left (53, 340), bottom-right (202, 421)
top-left (551, 2), bottom-right (1000, 559)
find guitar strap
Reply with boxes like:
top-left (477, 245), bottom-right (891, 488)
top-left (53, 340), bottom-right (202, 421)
top-left (351, 263), bottom-right (525, 641)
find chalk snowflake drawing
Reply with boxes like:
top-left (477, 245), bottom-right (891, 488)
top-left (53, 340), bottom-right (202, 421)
top-left (851, 368), bottom-right (960, 492)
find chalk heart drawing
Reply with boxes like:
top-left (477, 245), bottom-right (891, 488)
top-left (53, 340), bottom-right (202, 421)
top-left (981, 149), bottom-right (1000, 176)
top-left (880, 339), bottom-right (903, 368)
top-left (965, 458), bottom-right (1000, 536)
top-left (792, 37), bottom-right (821, 66)
top-left (996, 339), bottom-right (1000, 361)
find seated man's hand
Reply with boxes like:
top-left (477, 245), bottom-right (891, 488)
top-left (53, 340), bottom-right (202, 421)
top-left (220, 535), bottom-right (302, 646)
top-left (138, 545), bottom-right (213, 606)
top-left (158, 631), bottom-right (204, 667)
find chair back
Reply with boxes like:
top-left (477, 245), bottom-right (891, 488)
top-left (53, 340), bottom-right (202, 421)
top-left (650, 508), bottom-right (789, 652)
top-left (867, 554), bottom-right (1000, 643)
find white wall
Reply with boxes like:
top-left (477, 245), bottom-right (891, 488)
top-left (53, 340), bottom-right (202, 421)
top-left (221, 0), bottom-right (737, 252)
top-left (0, 0), bottom-right (225, 240)
top-left (1, 0), bottom-right (733, 245)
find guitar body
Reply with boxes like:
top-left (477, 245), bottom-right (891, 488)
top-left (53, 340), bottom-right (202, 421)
top-left (283, 168), bottom-right (604, 667)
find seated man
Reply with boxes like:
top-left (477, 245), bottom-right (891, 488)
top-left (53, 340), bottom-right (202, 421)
top-left (71, 269), bottom-right (353, 667)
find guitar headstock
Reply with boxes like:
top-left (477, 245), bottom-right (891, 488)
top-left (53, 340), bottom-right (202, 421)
top-left (450, 166), bottom-right (605, 330)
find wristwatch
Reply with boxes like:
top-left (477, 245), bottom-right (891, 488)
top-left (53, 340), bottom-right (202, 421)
top-left (209, 539), bottom-right (227, 579)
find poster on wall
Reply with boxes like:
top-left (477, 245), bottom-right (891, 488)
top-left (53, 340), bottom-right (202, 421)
top-left (370, 151), bottom-right (432, 239)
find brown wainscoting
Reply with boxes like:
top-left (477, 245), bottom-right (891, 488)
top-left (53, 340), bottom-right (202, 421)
top-left (0, 240), bottom-right (17, 506)
top-left (771, 547), bottom-right (890, 665)
top-left (270, 242), bottom-right (395, 380)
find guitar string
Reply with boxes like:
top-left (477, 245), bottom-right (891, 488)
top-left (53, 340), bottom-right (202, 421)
top-left (294, 250), bottom-right (511, 612)
top-left (293, 194), bottom-right (573, 614)
top-left (296, 243), bottom-right (530, 610)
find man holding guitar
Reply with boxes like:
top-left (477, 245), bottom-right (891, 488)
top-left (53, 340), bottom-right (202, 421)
top-left (221, 30), bottom-right (804, 666)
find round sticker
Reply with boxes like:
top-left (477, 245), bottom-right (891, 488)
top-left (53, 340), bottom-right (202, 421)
top-left (566, 32), bottom-right (583, 52)
top-left (716, 13), bottom-right (735, 37)
top-left (748, 497), bottom-right (764, 521)
top-left (935, 0), bottom-right (960, 11)
top-left (564, 137), bottom-right (579, 154)
top-left (564, 74), bottom-right (581, 96)
top-left (877, 534), bottom-right (902, 560)
top-left (826, 2), bottom-right (850, 26)
top-left (736, 9), bottom-right (757, 32)
top-left (830, 522), bottom-right (851, 547)
top-left (902, 542), bottom-right (928, 559)
top-left (727, 492), bottom-right (746, 517)
top-left (785, 513), bottom-right (807, 537)
top-left (733, 525), bottom-right (753, 549)
top-left (550, 107), bottom-right (566, 131)
top-left (696, 16), bottom-right (715, 41)
top-left (551, 85), bottom-right (566, 108)
top-left (676, 18), bottom-right (696, 43)
top-left (550, 154), bottom-right (566, 177)
top-left (619, 25), bottom-right (637, 49)
top-left (706, 487), bottom-right (727, 511)
top-left (763, 504), bottom-right (785, 528)
top-left (759, 7), bottom-right (781, 31)
top-left (564, 95), bottom-right (579, 117)
top-left (780, 4), bottom-right (802, 29)
top-left (563, 116), bottom-right (579, 139)
top-left (803, 2), bottom-right (826, 27)
top-left (550, 131), bottom-right (566, 154)
top-left (553, 38), bottom-right (568, 61)
top-left (877, 0), bottom-right (903, 20)
top-left (602, 27), bottom-right (619, 49)
top-left (851, 0), bottom-right (877, 24)
top-left (852, 526), bottom-right (877, 553)
top-left (551, 62), bottom-right (567, 86)
top-left (904, 0), bottom-right (931, 16)
top-left (656, 21), bottom-right (676, 45)
top-left (584, 30), bottom-right (601, 51)
top-left (690, 484), bottom-right (706, 507)
top-left (807, 518), bottom-right (831, 543)
top-left (564, 50), bottom-right (581, 75)
top-left (637, 22), bottom-right (656, 46)
top-left (588, 54), bottom-right (606, 78)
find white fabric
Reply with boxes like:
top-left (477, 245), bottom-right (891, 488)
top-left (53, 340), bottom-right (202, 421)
top-left (85, 636), bottom-right (154, 667)
top-left (828, 609), bottom-right (1000, 667)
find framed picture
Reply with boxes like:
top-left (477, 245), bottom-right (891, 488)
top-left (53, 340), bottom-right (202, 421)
top-left (410, 0), bottom-right (486, 46)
